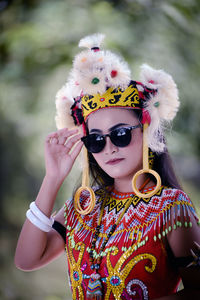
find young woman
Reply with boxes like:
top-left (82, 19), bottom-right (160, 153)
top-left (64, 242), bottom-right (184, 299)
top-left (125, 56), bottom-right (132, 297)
top-left (15, 34), bottom-right (200, 300)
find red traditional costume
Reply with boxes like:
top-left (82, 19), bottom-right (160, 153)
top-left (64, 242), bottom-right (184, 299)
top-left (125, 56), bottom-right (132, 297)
top-left (64, 186), bottom-right (199, 299)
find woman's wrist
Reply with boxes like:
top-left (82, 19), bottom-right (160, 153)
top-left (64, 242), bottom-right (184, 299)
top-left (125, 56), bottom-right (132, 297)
top-left (43, 173), bottom-right (65, 189)
top-left (34, 175), bottom-right (63, 217)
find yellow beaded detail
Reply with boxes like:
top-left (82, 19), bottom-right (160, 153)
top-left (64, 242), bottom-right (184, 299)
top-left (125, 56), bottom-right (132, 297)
top-left (65, 229), bottom-right (86, 300)
top-left (105, 246), bottom-right (157, 300)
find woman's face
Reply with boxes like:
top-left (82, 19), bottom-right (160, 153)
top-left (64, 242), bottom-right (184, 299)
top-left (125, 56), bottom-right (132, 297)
top-left (87, 108), bottom-right (143, 182)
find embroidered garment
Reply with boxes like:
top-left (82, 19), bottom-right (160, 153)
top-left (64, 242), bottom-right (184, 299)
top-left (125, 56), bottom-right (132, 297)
top-left (64, 186), bottom-right (199, 300)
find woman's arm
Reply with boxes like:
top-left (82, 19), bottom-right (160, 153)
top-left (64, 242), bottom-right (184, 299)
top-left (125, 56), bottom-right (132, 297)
top-left (156, 210), bottom-right (200, 299)
top-left (15, 128), bottom-right (83, 271)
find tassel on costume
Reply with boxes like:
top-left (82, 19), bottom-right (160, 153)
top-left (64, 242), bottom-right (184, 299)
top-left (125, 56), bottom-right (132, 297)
top-left (86, 273), bottom-right (103, 300)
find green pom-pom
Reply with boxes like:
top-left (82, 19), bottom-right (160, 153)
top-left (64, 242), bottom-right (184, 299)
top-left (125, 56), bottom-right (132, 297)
top-left (184, 222), bottom-right (188, 227)
top-left (162, 231), bottom-right (165, 237)
top-left (154, 236), bottom-right (157, 242)
top-left (165, 229), bottom-right (168, 234)
top-left (189, 222), bottom-right (192, 228)
top-left (91, 77), bottom-right (100, 84)
top-left (154, 101), bottom-right (160, 107)
top-left (145, 236), bottom-right (149, 242)
top-left (168, 226), bottom-right (172, 232)
top-left (158, 233), bottom-right (162, 239)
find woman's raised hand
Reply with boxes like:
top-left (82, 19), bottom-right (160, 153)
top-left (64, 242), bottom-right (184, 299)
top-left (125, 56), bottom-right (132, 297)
top-left (44, 128), bottom-right (83, 183)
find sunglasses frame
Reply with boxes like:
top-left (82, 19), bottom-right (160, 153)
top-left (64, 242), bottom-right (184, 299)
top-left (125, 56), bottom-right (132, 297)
top-left (81, 124), bottom-right (142, 153)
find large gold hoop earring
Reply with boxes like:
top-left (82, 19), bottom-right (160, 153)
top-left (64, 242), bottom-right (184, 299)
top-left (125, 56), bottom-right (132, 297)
top-left (74, 147), bottom-right (96, 215)
top-left (132, 123), bottom-right (161, 198)
top-left (74, 186), bottom-right (96, 215)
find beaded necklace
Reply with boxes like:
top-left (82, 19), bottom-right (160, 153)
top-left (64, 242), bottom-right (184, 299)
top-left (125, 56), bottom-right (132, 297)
top-left (86, 178), bottom-right (151, 299)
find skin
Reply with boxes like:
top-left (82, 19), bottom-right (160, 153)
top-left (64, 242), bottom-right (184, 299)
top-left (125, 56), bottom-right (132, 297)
top-left (15, 108), bottom-right (200, 299)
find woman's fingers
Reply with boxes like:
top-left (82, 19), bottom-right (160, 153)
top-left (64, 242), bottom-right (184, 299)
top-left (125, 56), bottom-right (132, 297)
top-left (45, 128), bottom-right (84, 163)
top-left (46, 128), bottom-right (78, 139)
top-left (57, 136), bottom-right (67, 145)
top-left (64, 133), bottom-right (83, 153)
top-left (70, 140), bottom-right (83, 161)
top-left (46, 128), bottom-right (81, 146)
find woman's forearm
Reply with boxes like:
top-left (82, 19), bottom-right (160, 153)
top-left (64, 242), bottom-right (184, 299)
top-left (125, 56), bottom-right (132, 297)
top-left (14, 175), bottom-right (63, 270)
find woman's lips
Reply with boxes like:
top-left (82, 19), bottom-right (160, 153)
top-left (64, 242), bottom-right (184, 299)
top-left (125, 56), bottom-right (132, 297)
top-left (106, 158), bottom-right (124, 165)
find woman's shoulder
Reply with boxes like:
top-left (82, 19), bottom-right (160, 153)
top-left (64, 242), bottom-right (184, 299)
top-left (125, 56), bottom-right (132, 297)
top-left (159, 186), bottom-right (199, 226)
top-left (159, 186), bottom-right (193, 206)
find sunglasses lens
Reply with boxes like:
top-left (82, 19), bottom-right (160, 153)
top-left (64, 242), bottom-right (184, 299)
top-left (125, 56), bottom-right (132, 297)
top-left (111, 128), bottom-right (131, 147)
top-left (82, 134), bottom-right (105, 153)
top-left (82, 127), bottom-right (134, 153)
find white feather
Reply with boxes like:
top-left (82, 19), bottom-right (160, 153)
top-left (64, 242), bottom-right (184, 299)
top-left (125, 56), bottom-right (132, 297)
top-left (140, 64), bottom-right (179, 121)
top-left (140, 64), bottom-right (180, 152)
top-left (76, 69), bottom-right (107, 95)
top-left (105, 51), bottom-right (131, 89)
top-left (73, 50), bottom-right (104, 71)
top-left (79, 33), bottom-right (105, 49)
top-left (55, 83), bottom-right (78, 129)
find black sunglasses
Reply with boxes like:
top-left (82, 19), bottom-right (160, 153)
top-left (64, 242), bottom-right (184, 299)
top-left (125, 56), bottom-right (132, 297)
top-left (81, 124), bottom-right (141, 153)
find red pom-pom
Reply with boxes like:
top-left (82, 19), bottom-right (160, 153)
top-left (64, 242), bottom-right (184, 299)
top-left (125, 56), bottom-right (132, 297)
top-left (111, 70), bottom-right (118, 78)
top-left (142, 110), bottom-right (151, 125)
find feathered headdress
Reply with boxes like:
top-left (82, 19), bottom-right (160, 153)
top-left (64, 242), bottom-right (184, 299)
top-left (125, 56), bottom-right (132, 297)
top-left (55, 33), bottom-right (180, 212)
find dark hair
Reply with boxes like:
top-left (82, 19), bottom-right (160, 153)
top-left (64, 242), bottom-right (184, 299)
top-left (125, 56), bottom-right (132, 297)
top-left (88, 152), bottom-right (114, 189)
top-left (153, 150), bottom-right (182, 190)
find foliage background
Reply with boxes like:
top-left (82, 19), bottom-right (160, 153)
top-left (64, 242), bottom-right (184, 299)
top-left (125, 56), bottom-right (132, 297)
top-left (0, 0), bottom-right (199, 299)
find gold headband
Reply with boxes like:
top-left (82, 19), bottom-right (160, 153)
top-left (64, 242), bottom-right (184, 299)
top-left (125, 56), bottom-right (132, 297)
top-left (81, 82), bottom-right (140, 120)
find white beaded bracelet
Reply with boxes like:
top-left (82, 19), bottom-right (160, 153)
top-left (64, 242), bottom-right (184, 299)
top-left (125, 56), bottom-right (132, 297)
top-left (30, 202), bottom-right (54, 227)
top-left (26, 209), bottom-right (52, 232)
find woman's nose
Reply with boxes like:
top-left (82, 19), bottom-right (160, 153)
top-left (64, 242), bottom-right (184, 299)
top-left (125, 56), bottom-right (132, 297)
top-left (104, 136), bottom-right (118, 154)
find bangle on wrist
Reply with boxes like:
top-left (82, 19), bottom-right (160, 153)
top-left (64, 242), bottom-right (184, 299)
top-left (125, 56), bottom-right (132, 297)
top-left (26, 209), bottom-right (52, 232)
top-left (30, 202), bottom-right (54, 227)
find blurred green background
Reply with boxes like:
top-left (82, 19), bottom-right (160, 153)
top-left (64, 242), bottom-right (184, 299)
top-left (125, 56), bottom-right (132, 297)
top-left (0, 0), bottom-right (200, 299)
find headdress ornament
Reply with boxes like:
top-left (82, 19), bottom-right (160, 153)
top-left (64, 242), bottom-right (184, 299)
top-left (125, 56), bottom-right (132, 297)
top-left (55, 34), bottom-right (180, 213)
